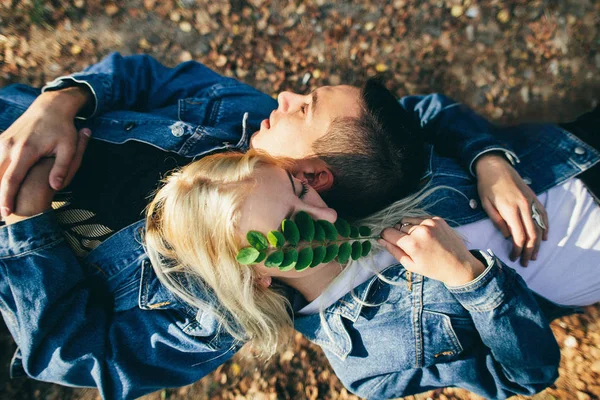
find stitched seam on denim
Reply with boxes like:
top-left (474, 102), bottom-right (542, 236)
top-left (413, 276), bottom-right (423, 368)
top-left (0, 237), bottom-right (65, 259)
top-left (139, 260), bottom-right (149, 309)
top-left (366, 373), bottom-right (397, 399)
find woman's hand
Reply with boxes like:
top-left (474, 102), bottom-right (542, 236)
top-left (474, 153), bottom-right (548, 267)
top-left (0, 87), bottom-right (91, 218)
top-left (378, 217), bottom-right (485, 287)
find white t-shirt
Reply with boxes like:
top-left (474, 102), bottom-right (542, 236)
top-left (299, 178), bottom-right (600, 315)
top-left (456, 177), bottom-right (600, 306)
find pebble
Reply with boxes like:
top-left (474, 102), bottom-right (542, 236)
top-left (302, 72), bottom-right (311, 85)
top-left (179, 21), bottom-right (192, 32)
top-left (497, 9), bottom-right (510, 23)
top-left (450, 6), bottom-right (463, 18)
top-left (465, 25), bottom-right (475, 42)
top-left (565, 335), bottom-right (578, 348)
top-left (375, 63), bottom-right (389, 72)
top-left (465, 6), bottom-right (479, 18)
top-left (105, 4), bottom-right (119, 17)
top-left (179, 51), bottom-right (192, 62)
top-left (520, 86), bottom-right (530, 103)
top-left (70, 44), bottom-right (82, 55)
top-left (577, 391), bottom-right (591, 400)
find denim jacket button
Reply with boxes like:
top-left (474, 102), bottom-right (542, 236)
top-left (523, 177), bottom-right (532, 185)
top-left (469, 199), bottom-right (478, 209)
top-left (574, 146), bottom-right (586, 155)
top-left (171, 125), bottom-right (184, 137)
top-left (124, 122), bottom-right (136, 131)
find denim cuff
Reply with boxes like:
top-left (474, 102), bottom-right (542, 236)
top-left (42, 74), bottom-right (110, 119)
top-left (0, 210), bottom-right (64, 258)
top-left (445, 249), bottom-right (513, 312)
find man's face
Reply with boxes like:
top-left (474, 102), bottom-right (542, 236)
top-left (250, 85), bottom-right (362, 159)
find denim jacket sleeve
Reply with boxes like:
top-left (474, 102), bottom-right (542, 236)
top-left (42, 52), bottom-right (228, 118)
top-left (399, 94), bottom-right (519, 175)
top-left (0, 212), bottom-right (235, 399)
top-left (357, 251), bottom-right (560, 400)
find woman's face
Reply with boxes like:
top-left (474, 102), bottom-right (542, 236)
top-left (237, 164), bottom-right (338, 278)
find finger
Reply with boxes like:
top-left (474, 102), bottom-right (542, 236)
top-left (62, 129), bottom-right (91, 187)
top-left (520, 205), bottom-right (539, 267)
top-left (505, 210), bottom-right (526, 263)
top-left (540, 203), bottom-right (550, 241)
top-left (481, 199), bottom-right (510, 238)
top-left (0, 153), bottom-right (39, 217)
top-left (49, 140), bottom-right (77, 190)
top-left (381, 227), bottom-right (410, 245)
top-left (399, 224), bottom-right (419, 235)
top-left (531, 224), bottom-right (543, 261)
top-left (400, 217), bottom-right (426, 225)
top-left (377, 238), bottom-right (414, 269)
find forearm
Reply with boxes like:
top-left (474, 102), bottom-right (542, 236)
top-left (399, 94), bottom-right (518, 175)
top-left (42, 52), bottom-right (226, 116)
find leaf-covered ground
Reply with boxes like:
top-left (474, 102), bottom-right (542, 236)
top-left (1, 1), bottom-right (599, 399)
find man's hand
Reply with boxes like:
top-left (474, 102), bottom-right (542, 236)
top-left (0, 86), bottom-right (91, 218)
top-left (4, 158), bottom-right (55, 225)
top-left (379, 217), bottom-right (486, 287)
top-left (474, 153), bottom-right (549, 267)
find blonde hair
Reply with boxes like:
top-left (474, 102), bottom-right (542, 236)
top-left (144, 149), bottom-right (446, 358)
top-left (144, 150), bottom-right (294, 357)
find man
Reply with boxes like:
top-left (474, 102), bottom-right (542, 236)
top-left (1, 52), bottom-right (548, 263)
top-left (0, 53), bottom-right (594, 398)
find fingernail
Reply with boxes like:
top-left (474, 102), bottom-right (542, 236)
top-left (81, 128), bottom-right (91, 137)
top-left (1, 207), bottom-right (9, 218)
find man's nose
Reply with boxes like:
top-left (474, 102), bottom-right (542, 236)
top-left (277, 91), bottom-right (303, 113)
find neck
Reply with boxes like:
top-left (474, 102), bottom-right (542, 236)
top-left (277, 261), bottom-right (343, 302)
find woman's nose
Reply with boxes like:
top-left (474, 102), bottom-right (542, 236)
top-left (302, 204), bottom-right (337, 224)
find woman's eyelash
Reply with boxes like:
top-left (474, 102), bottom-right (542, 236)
top-left (299, 181), bottom-right (309, 199)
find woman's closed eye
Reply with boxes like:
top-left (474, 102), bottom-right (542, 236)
top-left (299, 181), bottom-right (309, 199)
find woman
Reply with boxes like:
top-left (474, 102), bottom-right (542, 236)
top-left (143, 149), bottom-right (562, 399)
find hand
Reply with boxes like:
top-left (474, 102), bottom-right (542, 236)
top-left (378, 217), bottom-right (486, 287)
top-left (474, 154), bottom-right (549, 267)
top-left (0, 86), bottom-right (91, 218)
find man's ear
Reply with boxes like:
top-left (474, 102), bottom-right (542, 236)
top-left (294, 158), bottom-right (334, 193)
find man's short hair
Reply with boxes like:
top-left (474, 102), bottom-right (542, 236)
top-left (312, 78), bottom-right (425, 219)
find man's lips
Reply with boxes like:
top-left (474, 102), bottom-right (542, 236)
top-left (261, 118), bottom-right (270, 129)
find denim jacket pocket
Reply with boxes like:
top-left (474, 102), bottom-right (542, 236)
top-left (421, 310), bottom-right (464, 367)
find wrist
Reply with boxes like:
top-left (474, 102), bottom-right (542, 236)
top-left (445, 256), bottom-right (486, 286)
top-left (474, 152), bottom-right (510, 176)
top-left (37, 86), bottom-right (92, 118)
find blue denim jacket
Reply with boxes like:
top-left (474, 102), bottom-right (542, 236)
top-left (0, 53), bottom-right (597, 399)
top-left (294, 250), bottom-right (565, 399)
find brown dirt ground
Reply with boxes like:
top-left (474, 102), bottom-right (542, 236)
top-left (1, 1), bottom-right (599, 399)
